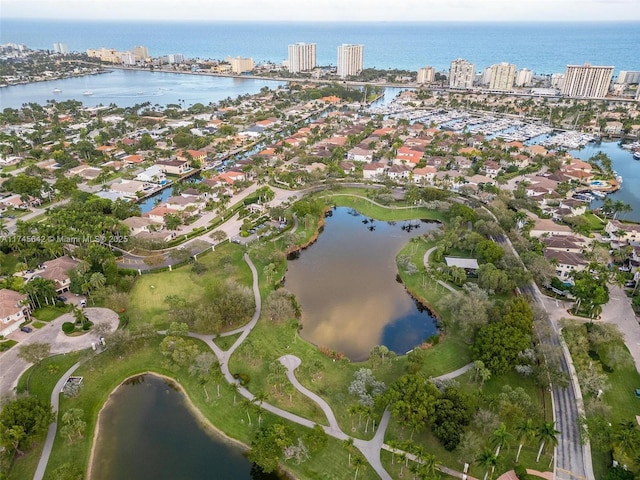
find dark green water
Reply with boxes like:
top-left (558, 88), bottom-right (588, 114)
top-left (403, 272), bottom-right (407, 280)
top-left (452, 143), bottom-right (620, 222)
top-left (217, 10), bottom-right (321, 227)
top-left (91, 374), bottom-right (281, 480)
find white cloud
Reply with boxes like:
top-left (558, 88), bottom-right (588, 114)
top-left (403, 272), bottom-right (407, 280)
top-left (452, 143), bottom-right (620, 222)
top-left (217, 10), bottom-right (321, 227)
top-left (2, 0), bottom-right (639, 21)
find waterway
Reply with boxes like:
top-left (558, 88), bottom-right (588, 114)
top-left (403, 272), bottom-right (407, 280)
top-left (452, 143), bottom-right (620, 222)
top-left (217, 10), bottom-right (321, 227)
top-left (90, 374), bottom-right (281, 480)
top-left (0, 68), bottom-right (285, 109)
top-left (285, 206), bottom-right (439, 361)
top-left (570, 141), bottom-right (640, 222)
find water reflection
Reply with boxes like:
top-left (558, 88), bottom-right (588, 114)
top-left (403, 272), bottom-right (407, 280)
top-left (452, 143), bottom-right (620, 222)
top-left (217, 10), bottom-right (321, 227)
top-left (286, 207), bottom-right (439, 361)
top-left (91, 374), bottom-right (282, 480)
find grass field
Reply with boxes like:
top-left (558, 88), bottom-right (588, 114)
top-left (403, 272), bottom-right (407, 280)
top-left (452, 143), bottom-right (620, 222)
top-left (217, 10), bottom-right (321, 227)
top-left (32, 305), bottom-right (71, 322)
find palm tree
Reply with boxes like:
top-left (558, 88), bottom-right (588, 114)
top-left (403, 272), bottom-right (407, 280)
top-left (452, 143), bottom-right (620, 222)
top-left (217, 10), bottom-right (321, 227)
top-left (476, 449), bottom-right (499, 480)
top-left (491, 423), bottom-right (512, 457)
top-left (515, 419), bottom-right (536, 463)
top-left (613, 420), bottom-right (640, 461)
top-left (252, 392), bottom-right (267, 426)
top-left (240, 398), bottom-right (253, 426)
top-left (536, 422), bottom-right (560, 462)
top-left (342, 437), bottom-right (355, 466)
top-left (229, 382), bottom-right (240, 405)
top-left (0, 218), bottom-right (8, 237)
top-left (352, 454), bottom-right (365, 480)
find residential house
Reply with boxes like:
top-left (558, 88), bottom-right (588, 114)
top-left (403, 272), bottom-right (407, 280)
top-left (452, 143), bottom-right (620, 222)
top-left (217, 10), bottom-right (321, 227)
top-left (543, 250), bottom-right (588, 284)
top-left (122, 154), bottom-right (144, 166)
top-left (393, 146), bottom-right (423, 166)
top-left (143, 206), bottom-right (181, 225)
top-left (386, 164), bottom-right (412, 181)
top-left (483, 160), bottom-right (502, 178)
top-left (412, 166), bottom-right (437, 185)
top-left (542, 235), bottom-right (589, 253)
top-left (362, 162), bottom-right (386, 181)
top-left (110, 180), bottom-right (148, 199)
top-left (165, 195), bottom-right (204, 213)
top-left (157, 159), bottom-right (191, 175)
top-left (177, 150), bottom-right (207, 163)
top-left (347, 146), bottom-right (374, 163)
top-left (339, 161), bottom-right (356, 174)
top-left (529, 218), bottom-right (573, 238)
top-left (0, 289), bottom-right (29, 337)
top-left (135, 165), bottom-right (167, 184)
top-left (67, 164), bottom-right (102, 181)
top-left (605, 220), bottom-right (640, 244)
top-left (40, 256), bottom-right (79, 293)
top-left (122, 216), bottom-right (161, 236)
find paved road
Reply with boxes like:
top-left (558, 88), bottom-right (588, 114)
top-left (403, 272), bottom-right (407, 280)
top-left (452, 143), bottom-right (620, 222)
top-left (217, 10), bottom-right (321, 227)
top-left (0, 308), bottom-right (119, 401)
top-left (601, 285), bottom-right (640, 373)
top-left (423, 246), bottom-right (461, 294)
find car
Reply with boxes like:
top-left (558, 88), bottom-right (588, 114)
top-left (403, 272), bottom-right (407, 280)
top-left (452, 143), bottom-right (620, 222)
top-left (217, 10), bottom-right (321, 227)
top-left (57, 295), bottom-right (67, 302)
top-left (20, 326), bottom-right (32, 333)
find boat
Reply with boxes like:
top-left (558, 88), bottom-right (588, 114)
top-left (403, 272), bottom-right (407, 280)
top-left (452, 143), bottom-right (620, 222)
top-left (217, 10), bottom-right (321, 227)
top-left (52, 88), bottom-right (62, 93)
top-left (591, 190), bottom-right (607, 199)
top-left (634, 150), bottom-right (640, 160)
top-left (616, 175), bottom-right (623, 184)
top-left (83, 90), bottom-right (93, 96)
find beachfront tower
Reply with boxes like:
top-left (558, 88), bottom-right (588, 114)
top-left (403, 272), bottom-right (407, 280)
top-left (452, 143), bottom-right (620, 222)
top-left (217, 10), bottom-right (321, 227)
top-left (449, 58), bottom-right (475, 89)
top-left (337, 44), bottom-right (364, 79)
top-left (561, 64), bottom-right (614, 98)
top-left (288, 43), bottom-right (317, 73)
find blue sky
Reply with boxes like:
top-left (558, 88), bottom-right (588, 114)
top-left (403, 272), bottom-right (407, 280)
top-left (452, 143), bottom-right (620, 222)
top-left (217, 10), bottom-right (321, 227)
top-left (3, 0), bottom-right (640, 21)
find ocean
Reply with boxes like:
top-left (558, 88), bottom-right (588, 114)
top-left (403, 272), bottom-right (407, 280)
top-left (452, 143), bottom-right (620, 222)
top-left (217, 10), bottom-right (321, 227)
top-left (2, 20), bottom-right (639, 75)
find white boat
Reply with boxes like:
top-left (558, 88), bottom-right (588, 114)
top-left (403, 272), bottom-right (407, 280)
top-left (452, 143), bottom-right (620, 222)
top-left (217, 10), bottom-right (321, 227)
top-left (634, 151), bottom-right (640, 160)
top-left (52, 88), bottom-right (62, 93)
top-left (83, 90), bottom-right (93, 96)
top-left (591, 190), bottom-right (607, 199)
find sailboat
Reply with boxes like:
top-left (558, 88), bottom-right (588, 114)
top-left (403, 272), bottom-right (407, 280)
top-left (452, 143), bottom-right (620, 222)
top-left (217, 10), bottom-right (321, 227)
top-left (83, 90), bottom-right (93, 96)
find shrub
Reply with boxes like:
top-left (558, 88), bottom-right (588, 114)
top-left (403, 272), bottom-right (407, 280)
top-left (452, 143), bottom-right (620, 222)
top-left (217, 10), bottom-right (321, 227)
top-left (62, 322), bottom-right (75, 334)
top-left (514, 465), bottom-right (530, 480)
top-left (82, 321), bottom-right (93, 331)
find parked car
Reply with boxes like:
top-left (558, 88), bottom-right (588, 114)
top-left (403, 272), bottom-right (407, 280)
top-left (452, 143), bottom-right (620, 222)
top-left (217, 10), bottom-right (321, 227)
top-left (57, 295), bottom-right (67, 302)
top-left (20, 326), bottom-right (32, 333)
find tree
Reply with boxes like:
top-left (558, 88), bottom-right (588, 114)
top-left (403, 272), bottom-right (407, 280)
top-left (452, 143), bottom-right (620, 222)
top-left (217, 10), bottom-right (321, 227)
top-left (490, 423), bottom-right (512, 457)
top-left (476, 448), bottom-right (499, 480)
top-left (384, 373), bottom-right (440, 439)
top-left (248, 423), bottom-right (294, 473)
top-left (0, 396), bottom-right (54, 455)
top-left (304, 424), bottom-right (328, 453)
top-left (472, 323), bottom-right (531, 374)
top-left (351, 454), bottom-right (366, 480)
top-left (536, 422), bottom-right (560, 462)
top-left (60, 408), bottom-right (86, 444)
top-left (17, 342), bottom-right (51, 365)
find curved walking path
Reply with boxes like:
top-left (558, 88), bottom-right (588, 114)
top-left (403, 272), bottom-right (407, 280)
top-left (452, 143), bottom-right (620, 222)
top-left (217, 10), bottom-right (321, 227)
top-left (423, 246), bottom-right (459, 294)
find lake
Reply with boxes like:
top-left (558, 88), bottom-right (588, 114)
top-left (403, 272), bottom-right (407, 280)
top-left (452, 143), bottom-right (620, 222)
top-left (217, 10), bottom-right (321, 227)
top-left (90, 374), bottom-right (281, 480)
top-left (285, 206), bottom-right (439, 361)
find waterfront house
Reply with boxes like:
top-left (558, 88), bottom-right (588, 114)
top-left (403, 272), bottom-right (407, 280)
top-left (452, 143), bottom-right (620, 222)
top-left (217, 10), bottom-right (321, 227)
top-left (135, 165), bottom-right (167, 184)
top-left (157, 159), bottom-right (191, 175)
top-left (0, 289), bottom-right (29, 337)
top-left (605, 220), bottom-right (640, 244)
top-left (110, 180), bottom-right (148, 199)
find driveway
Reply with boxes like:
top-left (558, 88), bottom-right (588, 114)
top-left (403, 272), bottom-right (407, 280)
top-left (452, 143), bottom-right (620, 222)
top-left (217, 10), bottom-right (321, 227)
top-left (601, 285), bottom-right (640, 373)
top-left (0, 308), bottom-right (119, 399)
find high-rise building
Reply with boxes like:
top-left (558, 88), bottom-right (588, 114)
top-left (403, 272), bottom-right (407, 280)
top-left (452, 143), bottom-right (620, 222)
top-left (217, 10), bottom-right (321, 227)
top-left (561, 64), bottom-right (613, 98)
top-left (489, 62), bottom-right (516, 91)
top-left (636, 87), bottom-right (640, 101)
top-left (618, 71), bottom-right (640, 84)
top-left (337, 44), bottom-right (364, 78)
top-left (480, 67), bottom-right (493, 86)
top-left (288, 43), bottom-right (316, 73)
top-left (449, 58), bottom-right (475, 89)
top-left (550, 73), bottom-right (565, 90)
top-left (417, 66), bottom-right (436, 84)
top-left (53, 42), bottom-right (68, 54)
top-left (120, 51), bottom-right (136, 65)
top-left (515, 68), bottom-right (533, 87)
top-left (167, 54), bottom-right (185, 64)
top-left (132, 46), bottom-right (149, 62)
top-left (228, 56), bottom-right (254, 74)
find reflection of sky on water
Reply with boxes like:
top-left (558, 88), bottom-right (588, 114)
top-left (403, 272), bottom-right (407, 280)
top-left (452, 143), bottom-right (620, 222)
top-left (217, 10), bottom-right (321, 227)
top-left (286, 207), bottom-right (439, 361)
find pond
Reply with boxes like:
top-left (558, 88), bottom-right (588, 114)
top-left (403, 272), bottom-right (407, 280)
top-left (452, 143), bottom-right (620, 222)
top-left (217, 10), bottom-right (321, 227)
top-left (90, 374), bottom-right (281, 480)
top-left (285, 206), bottom-right (440, 361)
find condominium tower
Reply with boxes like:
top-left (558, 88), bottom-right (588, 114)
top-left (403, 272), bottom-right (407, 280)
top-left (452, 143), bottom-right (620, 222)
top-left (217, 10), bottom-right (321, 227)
top-left (489, 62), bottom-right (516, 91)
top-left (561, 64), bottom-right (613, 98)
top-left (515, 68), bottom-right (533, 87)
top-left (132, 46), bottom-right (149, 62)
top-left (52, 42), bottom-right (68, 54)
top-left (417, 66), bottom-right (436, 84)
top-left (228, 56), bottom-right (254, 74)
top-left (288, 43), bottom-right (316, 73)
top-left (337, 44), bottom-right (364, 78)
top-left (449, 59), bottom-right (475, 89)
top-left (618, 70), bottom-right (640, 84)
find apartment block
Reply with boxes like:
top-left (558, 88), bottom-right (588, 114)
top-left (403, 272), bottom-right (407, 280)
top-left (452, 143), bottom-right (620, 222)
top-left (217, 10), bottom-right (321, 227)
top-left (53, 42), bottom-right (68, 54)
top-left (515, 68), bottom-right (533, 87)
top-left (561, 64), bottom-right (613, 98)
top-left (417, 66), bottom-right (436, 84)
top-left (618, 70), bottom-right (640, 84)
top-left (337, 44), bottom-right (364, 78)
top-left (288, 43), bottom-right (316, 73)
top-left (449, 58), bottom-right (475, 89)
top-left (228, 56), bottom-right (254, 74)
top-left (489, 62), bottom-right (516, 91)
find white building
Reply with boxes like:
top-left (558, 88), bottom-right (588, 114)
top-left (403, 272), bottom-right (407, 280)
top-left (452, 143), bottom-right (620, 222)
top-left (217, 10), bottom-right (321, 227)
top-left (515, 68), bottom-right (533, 87)
top-left (489, 62), bottom-right (516, 91)
top-left (288, 43), bottom-right (316, 73)
top-left (550, 73), bottom-right (565, 90)
top-left (132, 46), bottom-right (149, 62)
top-left (120, 51), bottom-right (136, 65)
top-left (561, 64), bottom-right (613, 98)
top-left (417, 66), bottom-right (436, 84)
top-left (167, 53), bottom-right (185, 64)
top-left (53, 42), bottom-right (68, 54)
top-left (618, 70), bottom-right (640, 84)
top-left (449, 58), bottom-right (475, 89)
top-left (480, 66), bottom-right (493, 86)
top-left (337, 44), bottom-right (364, 78)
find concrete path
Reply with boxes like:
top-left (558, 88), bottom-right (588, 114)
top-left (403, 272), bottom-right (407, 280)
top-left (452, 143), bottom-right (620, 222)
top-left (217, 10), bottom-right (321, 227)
top-left (0, 308), bottom-right (119, 400)
top-left (423, 246), bottom-right (459, 294)
top-left (601, 285), bottom-right (640, 373)
top-left (33, 361), bottom-right (82, 480)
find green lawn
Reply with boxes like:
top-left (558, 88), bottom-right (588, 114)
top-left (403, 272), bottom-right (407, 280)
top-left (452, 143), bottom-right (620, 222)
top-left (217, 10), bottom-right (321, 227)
top-left (128, 242), bottom-right (252, 330)
top-left (42, 337), bottom-right (379, 480)
top-left (0, 339), bottom-right (18, 352)
top-left (213, 332), bottom-right (242, 350)
top-left (32, 305), bottom-right (72, 322)
top-left (32, 321), bottom-right (45, 329)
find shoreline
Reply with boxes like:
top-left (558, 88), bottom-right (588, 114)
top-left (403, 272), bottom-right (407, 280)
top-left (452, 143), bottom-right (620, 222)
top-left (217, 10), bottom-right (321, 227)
top-left (86, 371), bottom-right (257, 480)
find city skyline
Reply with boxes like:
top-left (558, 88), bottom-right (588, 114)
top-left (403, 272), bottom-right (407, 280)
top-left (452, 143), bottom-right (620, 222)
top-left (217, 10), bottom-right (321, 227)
top-left (3, 0), bottom-right (640, 22)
